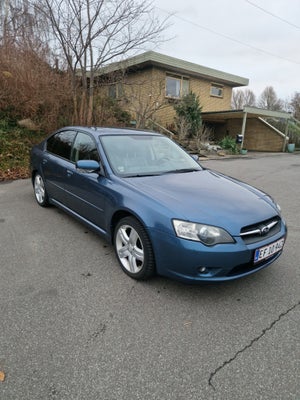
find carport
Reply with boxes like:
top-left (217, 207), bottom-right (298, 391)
top-left (202, 106), bottom-right (292, 152)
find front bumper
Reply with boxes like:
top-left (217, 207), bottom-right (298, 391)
top-left (150, 222), bottom-right (287, 283)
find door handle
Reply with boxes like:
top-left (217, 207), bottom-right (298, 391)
top-left (67, 169), bottom-right (73, 177)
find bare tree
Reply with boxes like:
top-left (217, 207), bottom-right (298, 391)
top-left (0, 0), bottom-right (71, 131)
top-left (36, 0), bottom-right (169, 125)
top-left (231, 89), bottom-right (256, 109)
top-left (0, 0), bottom-right (50, 55)
top-left (258, 86), bottom-right (283, 111)
top-left (290, 92), bottom-right (300, 120)
top-left (122, 78), bottom-right (169, 129)
top-left (243, 89), bottom-right (256, 107)
top-left (231, 89), bottom-right (244, 109)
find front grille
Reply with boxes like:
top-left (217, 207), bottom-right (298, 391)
top-left (240, 216), bottom-right (281, 244)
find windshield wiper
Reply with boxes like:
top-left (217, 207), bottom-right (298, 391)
top-left (162, 168), bottom-right (201, 174)
top-left (125, 173), bottom-right (162, 178)
top-left (124, 168), bottom-right (201, 177)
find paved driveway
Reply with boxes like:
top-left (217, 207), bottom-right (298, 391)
top-left (0, 153), bottom-right (299, 400)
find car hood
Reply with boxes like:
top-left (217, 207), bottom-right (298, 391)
top-left (126, 169), bottom-right (278, 235)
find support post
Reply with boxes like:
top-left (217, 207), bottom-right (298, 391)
top-left (241, 111), bottom-right (248, 149)
top-left (282, 119), bottom-right (289, 152)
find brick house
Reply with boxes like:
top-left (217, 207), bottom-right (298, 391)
top-left (96, 51), bottom-right (291, 151)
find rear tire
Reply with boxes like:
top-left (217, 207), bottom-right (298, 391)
top-left (33, 173), bottom-right (49, 207)
top-left (114, 216), bottom-right (155, 280)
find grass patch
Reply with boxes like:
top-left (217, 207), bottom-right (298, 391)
top-left (0, 122), bottom-right (46, 181)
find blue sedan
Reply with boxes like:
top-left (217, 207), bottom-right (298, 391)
top-left (30, 126), bottom-right (287, 282)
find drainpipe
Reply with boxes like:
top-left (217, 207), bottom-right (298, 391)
top-left (241, 111), bottom-right (248, 148)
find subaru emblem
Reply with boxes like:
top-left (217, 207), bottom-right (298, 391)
top-left (261, 226), bottom-right (270, 235)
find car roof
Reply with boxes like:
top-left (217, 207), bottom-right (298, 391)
top-left (60, 126), bottom-right (162, 138)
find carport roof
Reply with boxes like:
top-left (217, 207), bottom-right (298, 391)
top-left (202, 106), bottom-right (292, 122)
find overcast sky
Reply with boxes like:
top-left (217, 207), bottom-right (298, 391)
top-left (150, 0), bottom-right (300, 102)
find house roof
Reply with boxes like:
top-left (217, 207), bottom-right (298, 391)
top-left (96, 51), bottom-right (249, 87)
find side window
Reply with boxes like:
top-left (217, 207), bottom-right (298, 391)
top-left (165, 74), bottom-right (190, 98)
top-left (47, 130), bottom-right (76, 160)
top-left (210, 83), bottom-right (223, 98)
top-left (166, 75), bottom-right (181, 98)
top-left (71, 132), bottom-right (100, 162)
top-left (108, 82), bottom-right (123, 99)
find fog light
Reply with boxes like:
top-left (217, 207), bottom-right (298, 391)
top-left (198, 266), bottom-right (207, 274)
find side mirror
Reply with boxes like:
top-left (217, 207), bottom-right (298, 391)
top-left (191, 154), bottom-right (199, 161)
top-left (76, 160), bottom-right (101, 173)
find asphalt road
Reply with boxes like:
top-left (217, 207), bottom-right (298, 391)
top-left (0, 153), bottom-right (299, 400)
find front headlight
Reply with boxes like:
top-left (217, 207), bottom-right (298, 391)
top-left (173, 219), bottom-right (235, 246)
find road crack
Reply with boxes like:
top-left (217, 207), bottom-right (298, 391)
top-left (208, 300), bottom-right (300, 390)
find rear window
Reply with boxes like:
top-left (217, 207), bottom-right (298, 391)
top-left (47, 130), bottom-right (76, 160)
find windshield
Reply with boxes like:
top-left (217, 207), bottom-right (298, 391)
top-left (100, 134), bottom-right (202, 177)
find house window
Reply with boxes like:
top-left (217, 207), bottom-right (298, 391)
top-left (210, 83), bottom-right (223, 98)
top-left (166, 74), bottom-right (189, 98)
top-left (108, 82), bottom-right (123, 99)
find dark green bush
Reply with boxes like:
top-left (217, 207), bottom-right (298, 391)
top-left (219, 136), bottom-right (239, 154)
top-left (174, 92), bottom-right (202, 138)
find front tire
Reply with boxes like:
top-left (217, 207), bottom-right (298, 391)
top-left (114, 216), bottom-right (155, 280)
top-left (33, 173), bottom-right (49, 207)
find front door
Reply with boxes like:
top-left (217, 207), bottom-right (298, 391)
top-left (63, 131), bottom-right (108, 231)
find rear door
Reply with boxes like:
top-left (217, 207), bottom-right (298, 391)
top-left (42, 130), bottom-right (76, 204)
